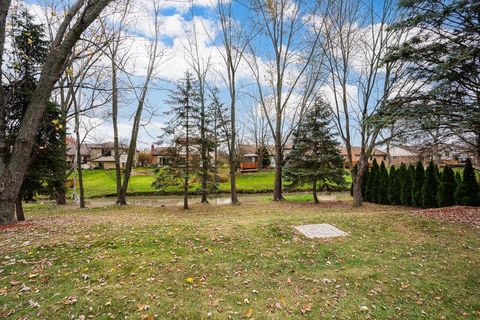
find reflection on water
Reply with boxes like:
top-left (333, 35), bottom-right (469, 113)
top-left (40, 196), bottom-right (234, 208)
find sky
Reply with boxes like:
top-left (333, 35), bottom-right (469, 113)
top-left (14, 0), bottom-right (398, 150)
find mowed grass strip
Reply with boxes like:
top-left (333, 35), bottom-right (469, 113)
top-left (72, 169), bottom-right (352, 198)
top-left (1, 200), bottom-right (479, 319)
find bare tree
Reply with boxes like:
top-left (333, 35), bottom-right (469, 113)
top-left (318, 0), bottom-right (417, 206)
top-left (0, 0), bottom-right (113, 224)
top-left (247, 0), bottom-right (323, 201)
top-left (99, 0), bottom-right (132, 203)
top-left (214, 0), bottom-right (252, 205)
top-left (117, 0), bottom-right (165, 205)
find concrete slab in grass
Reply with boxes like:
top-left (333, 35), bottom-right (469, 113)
top-left (294, 224), bottom-right (348, 239)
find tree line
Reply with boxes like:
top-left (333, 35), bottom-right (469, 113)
top-left (357, 159), bottom-right (480, 208)
top-left (0, 0), bottom-right (478, 224)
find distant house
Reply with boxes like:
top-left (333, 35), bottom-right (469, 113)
top-left (338, 147), bottom-right (387, 168)
top-left (150, 145), bottom-right (177, 166)
top-left (387, 146), bottom-right (419, 166)
top-left (66, 142), bottom-right (138, 170)
top-left (237, 144), bottom-right (294, 168)
top-left (400, 143), bottom-right (469, 167)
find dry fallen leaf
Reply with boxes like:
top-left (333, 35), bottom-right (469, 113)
top-left (245, 308), bottom-right (253, 318)
top-left (300, 303), bottom-right (312, 315)
top-left (136, 304), bottom-right (151, 311)
top-left (63, 295), bottom-right (78, 305)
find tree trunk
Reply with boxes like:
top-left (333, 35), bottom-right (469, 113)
top-left (15, 196), bottom-right (25, 222)
top-left (352, 157), bottom-right (367, 207)
top-left (229, 100), bottom-right (239, 205)
top-left (184, 104), bottom-right (189, 210)
top-left (112, 61), bottom-right (124, 205)
top-left (0, 194), bottom-right (15, 225)
top-left (74, 101), bottom-right (85, 209)
top-left (200, 100), bottom-right (208, 204)
top-left (273, 139), bottom-right (283, 201)
top-left (313, 176), bottom-right (319, 204)
top-left (0, 0), bottom-right (113, 224)
top-left (56, 115), bottom-right (67, 205)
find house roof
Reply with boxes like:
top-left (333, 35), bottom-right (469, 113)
top-left (238, 144), bottom-right (293, 156)
top-left (388, 146), bottom-right (418, 157)
top-left (151, 146), bottom-right (176, 156)
top-left (66, 142), bottom-right (131, 156)
top-left (338, 147), bottom-right (386, 156)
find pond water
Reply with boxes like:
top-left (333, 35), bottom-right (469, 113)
top-left (37, 192), bottom-right (340, 208)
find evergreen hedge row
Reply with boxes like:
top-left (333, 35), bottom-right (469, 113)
top-left (361, 158), bottom-right (480, 208)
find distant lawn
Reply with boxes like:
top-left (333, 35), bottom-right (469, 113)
top-left (1, 200), bottom-right (479, 319)
top-left (70, 169), bottom-right (352, 198)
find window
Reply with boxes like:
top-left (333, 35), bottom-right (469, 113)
top-left (102, 148), bottom-right (112, 157)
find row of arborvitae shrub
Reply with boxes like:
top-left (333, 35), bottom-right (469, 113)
top-left (352, 158), bottom-right (480, 208)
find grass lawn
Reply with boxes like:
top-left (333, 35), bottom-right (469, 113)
top-left (1, 198), bottom-right (479, 319)
top-left (73, 169), bottom-right (352, 198)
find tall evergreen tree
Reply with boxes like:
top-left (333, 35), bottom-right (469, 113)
top-left (4, 7), bottom-right (62, 220)
top-left (378, 161), bottom-right (389, 204)
top-left (422, 161), bottom-right (438, 208)
top-left (156, 72), bottom-right (200, 210)
top-left (367, 159), bottom-right (379, 202)
top-left (437, 166), bottom-right (457, 207)
top-left (412, 161), bottom-right (424, 207)
top-left (388, 165), bottom-right (402, 205)
top-left (284, 99), bottom-right (345, 204)
top-left (387, 1), bottom-right (480, 165)
top-left (362, 167), bottom-right (369, 199)
top-left (401, 164), bottom-right (414, 206)
top-left (455, 158), bottom-right (479, 206)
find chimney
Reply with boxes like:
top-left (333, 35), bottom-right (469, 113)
top-left (151, 144), bottom-right (154, 152)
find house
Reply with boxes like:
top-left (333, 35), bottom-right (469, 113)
top-left (237, 144), bottom-right (294, 168)
top-left (338, 147), bottom-right (387, 168)
top-left (386, 146), bottom-right (419, 166)
top-left (66, 142), bottom-right (138, 170)
top-left (150, 145), bottom-right (177, 166)
top-left (400, 143), bottom-right (469, 167)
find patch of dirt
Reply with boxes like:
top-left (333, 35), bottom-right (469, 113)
top-left (414, 206), bottom-right (480, 226)
top-left (0, 221), bottom-right (33, 231)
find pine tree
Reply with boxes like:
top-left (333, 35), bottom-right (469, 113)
top-left (284, 99), bottom-right (345, 204)
top-left (367, 159), bottom-right (379, 202)
top-left (387, 1), bottom-right (480, 161)
top-left (455, 158), bottom-right (479, 206)
top-left (401, 164), bottom-right (414, 206)
top-left (4, 7), bottom-right (62, 220)
top-left (155, 71), bottom-right (201, 210)
top-left (437, 166), bottom-right (457, 207)
top-left (412, 161), bottom-right (424, 207)
top-left (422, 161), bottom-right (438, 208)
top-left (378, 161), bottom-right (389, 204)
